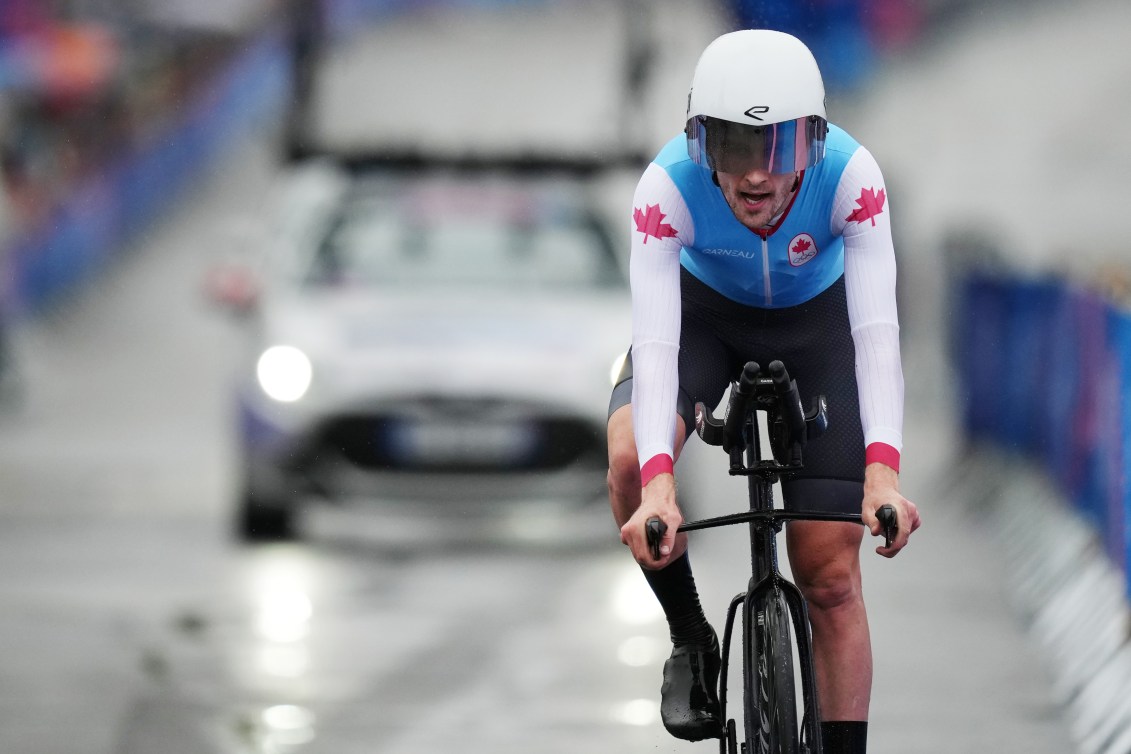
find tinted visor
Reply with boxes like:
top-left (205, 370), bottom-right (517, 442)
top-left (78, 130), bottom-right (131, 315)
top-left (686, 115), bottom-right (828, 174)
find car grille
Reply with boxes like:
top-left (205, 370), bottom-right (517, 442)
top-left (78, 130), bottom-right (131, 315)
top-left (309, 409), bottom-right (605, 474)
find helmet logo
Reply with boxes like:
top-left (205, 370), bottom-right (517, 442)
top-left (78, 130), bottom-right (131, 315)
top-left (744, 105), bottom-right (769, 121)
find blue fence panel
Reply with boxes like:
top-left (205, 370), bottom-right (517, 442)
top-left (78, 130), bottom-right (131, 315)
top-left (1092, 334), bottom-right (1125, 569)
top-left (958, 275), bottom-right (1006, 442)
top-left (1070, 294), bottom-right (1109, 518)
top-left (957, 272), bottom-right (1131, 591)
top-left (1112, 309), bottom-right (1131, 576)
top-left (1000, 280), bottom-right (1055, 453)
top-left (1043, 288), bottom-right (1080, 488)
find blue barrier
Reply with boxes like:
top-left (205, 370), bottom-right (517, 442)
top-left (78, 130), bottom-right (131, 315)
top-left (958, 272), bottom-right (1131, 582)
top-left (1111, 308), bottom-right (1131, 574)
top-left (4, 24), bottom-right (291, 315)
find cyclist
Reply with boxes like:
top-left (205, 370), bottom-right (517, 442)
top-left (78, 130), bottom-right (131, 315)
top-left (606, 29), bottom-right (921, 754)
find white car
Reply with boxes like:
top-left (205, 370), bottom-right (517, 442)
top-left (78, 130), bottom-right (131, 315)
top-left (214, 159), bottom-right (632, 541)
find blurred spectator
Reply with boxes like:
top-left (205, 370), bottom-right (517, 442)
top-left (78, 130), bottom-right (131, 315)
top-left (2, 0), bottom-right (121, 246)
top-left (0, 102), bottom-right (16, 403)
top-left (728, 0), bottom-right (924, 93)
top-left (864, 0), bottom-right (926, 54)
top-left (1092, 262), bottom-right (1131, 308)
top-left (0, 0), bottom-right (269, 255)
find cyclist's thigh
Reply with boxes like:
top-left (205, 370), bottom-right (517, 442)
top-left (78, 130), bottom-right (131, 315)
top-left (782, 477), bottom-right (863, 516)
top-left (675, 269), bottom-right (746, 436)
top-left (607, 271), bottom-right (735, 440)
top-left (608, 350), bottom-right (695, 429)
top-left (754, 278), bottom-right (866, 510)
top-left (785, 513), bottom-right (864, 586)
top-left (606, 402), bottom-right (637, 465)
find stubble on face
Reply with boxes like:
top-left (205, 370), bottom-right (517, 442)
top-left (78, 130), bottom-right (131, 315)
top-left (716, 170), bottom-right (797, 232)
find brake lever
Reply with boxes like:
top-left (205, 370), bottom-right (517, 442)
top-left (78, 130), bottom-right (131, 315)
top-left (876, 504), bottom-right (898, 549)
top-left (694, 401), bottom-right (726, 447)
top-left (645, 516), bottom-right (668, 562)
top-left (804, 394), bottom-right (828, 438)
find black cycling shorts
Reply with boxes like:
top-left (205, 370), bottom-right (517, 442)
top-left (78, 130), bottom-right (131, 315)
top-left (608, 268), bottom-right (865, 514)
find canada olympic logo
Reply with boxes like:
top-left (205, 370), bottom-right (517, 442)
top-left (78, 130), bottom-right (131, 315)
top-left (788, 233), bottom-right (818, 267)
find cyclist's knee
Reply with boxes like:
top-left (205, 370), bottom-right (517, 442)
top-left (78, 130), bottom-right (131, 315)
top-left (797, 571), bottom-right (861, 614)
top-left (787, 521), bottom-right (863, 610)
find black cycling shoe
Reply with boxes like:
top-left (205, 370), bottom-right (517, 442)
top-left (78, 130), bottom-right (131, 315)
top-left (660, 632), bottom-right (723, 741)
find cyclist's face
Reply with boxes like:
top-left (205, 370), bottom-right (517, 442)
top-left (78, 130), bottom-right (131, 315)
top-left (716, 168), bottom-right (797, 231)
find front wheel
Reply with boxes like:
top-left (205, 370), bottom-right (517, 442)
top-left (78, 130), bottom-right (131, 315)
top-left (746, 586), bottom-right (799, 754)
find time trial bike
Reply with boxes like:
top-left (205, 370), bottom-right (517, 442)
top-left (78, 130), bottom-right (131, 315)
top-left (646, 360), bottom-right (896, 754)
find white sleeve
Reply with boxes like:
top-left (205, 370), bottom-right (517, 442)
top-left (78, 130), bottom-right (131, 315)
top-left (629, 163), bottom-right (693, 470)
top-left (831, 147), bottom-right (905, 463)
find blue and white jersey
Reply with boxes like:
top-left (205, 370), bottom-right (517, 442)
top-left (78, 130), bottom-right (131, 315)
top-left (628, 123), bottom-right (905, 474)
top-left (654, 125), bottom-right (860, 308)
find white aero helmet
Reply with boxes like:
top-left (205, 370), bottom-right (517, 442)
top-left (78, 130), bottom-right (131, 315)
top-left (686, 30), bottom-right (828, 175)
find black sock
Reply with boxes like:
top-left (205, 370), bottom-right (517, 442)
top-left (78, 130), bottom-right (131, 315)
top-left (821, 721), bottom-right (867, 754)
top-left (640, 553), bottom-right (714, 646)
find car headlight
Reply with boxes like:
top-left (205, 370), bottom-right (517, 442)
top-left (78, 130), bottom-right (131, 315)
top-left (609, 351), bottom-right (628, 387)
top-left (257, 345), bottom-right (313, 403)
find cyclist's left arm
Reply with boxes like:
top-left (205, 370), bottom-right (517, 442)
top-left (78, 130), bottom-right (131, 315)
top-left (833, 146), bottom-right (921, 555)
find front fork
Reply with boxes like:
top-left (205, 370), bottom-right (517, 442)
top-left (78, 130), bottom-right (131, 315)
top-left (716, 575), bottom-right (824, 754)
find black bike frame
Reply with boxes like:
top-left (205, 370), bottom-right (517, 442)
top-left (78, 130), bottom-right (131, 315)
top-left (646, 360), bottom-right (895, 754)
top-left (680, 409), bottom-right (854, 754)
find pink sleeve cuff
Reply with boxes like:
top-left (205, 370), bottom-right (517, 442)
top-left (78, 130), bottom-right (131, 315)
top-left (865, 442), bottom-right (900, 472)
top-left (640, 453), bottom-right (674, 487)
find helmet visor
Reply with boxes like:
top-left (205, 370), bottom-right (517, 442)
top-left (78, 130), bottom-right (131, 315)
top-left (686, 115), bottom-right (828, 174)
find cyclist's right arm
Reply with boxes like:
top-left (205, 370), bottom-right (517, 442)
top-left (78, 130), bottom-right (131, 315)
top-left (620, 163), bottom-right (694, 567)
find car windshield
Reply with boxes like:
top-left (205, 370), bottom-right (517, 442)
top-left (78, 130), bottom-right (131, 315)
top-left (303, 179), bottom-right (623, 291)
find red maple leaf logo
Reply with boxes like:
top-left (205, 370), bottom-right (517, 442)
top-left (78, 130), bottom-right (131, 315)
top-left (792, 237), bottom-right (812, 254)
top-left (845, 187), bottom-right (886, 226)
top-left (633, 204), bottom-right (678, 244)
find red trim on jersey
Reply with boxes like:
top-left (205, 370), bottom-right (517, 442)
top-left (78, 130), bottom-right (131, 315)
top-left (753, 170), bottom-right (806, 240)
top-left (865, 442), bottom-right (900, 472)
top-left (640, 453), bottom-right (674, 487)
